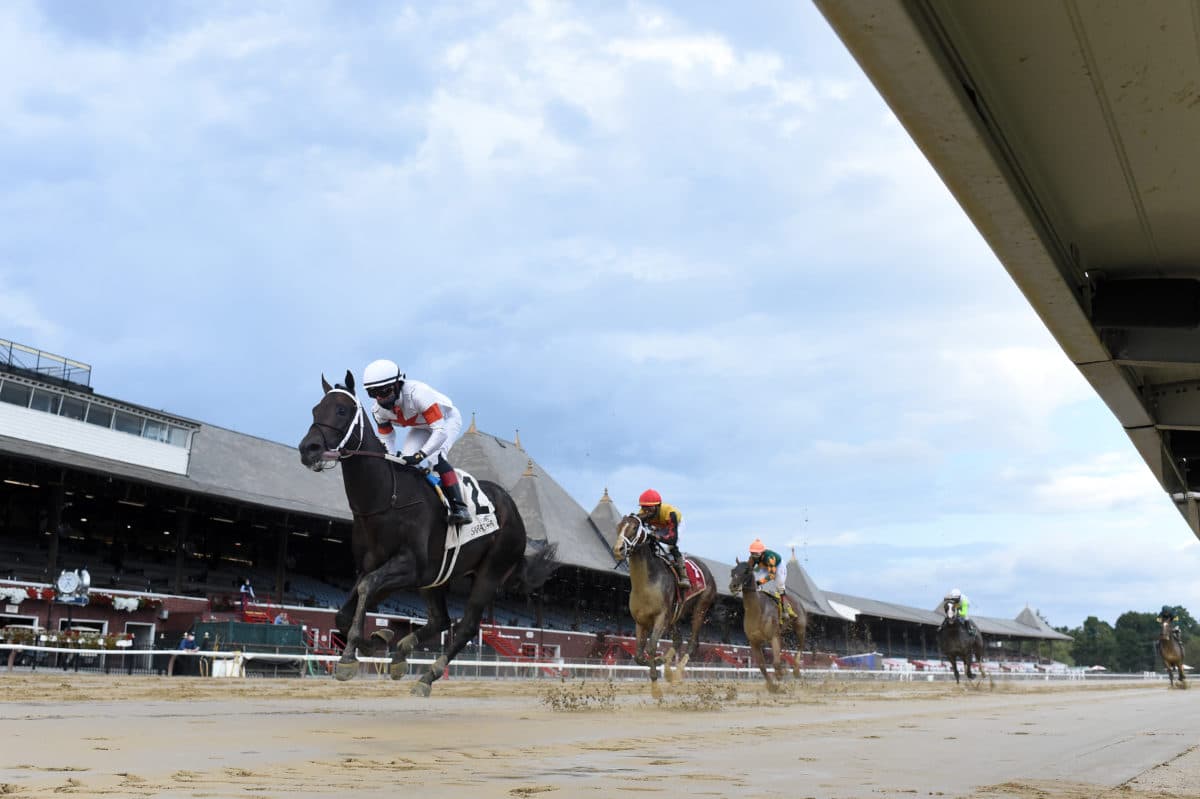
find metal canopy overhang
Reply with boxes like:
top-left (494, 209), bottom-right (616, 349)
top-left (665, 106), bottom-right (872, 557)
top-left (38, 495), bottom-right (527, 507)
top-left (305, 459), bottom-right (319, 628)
top-left (816, 0), bottom-right (1200, 538)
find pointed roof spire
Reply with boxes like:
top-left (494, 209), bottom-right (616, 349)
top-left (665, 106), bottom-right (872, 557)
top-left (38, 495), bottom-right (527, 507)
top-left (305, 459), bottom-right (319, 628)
top-left (514, 428), bottom-right (523, 451)
top-left (600, 487), bottom-right (612, 503)
top-left (522, 458), bottom-right (535, 477)
top-left (467, 412), bottom-right (478, 434)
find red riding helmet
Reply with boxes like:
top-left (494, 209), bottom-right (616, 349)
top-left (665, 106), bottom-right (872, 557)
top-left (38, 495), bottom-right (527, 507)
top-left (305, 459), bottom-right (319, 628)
top-left (638, 489), bottom-right (662, 506)
top-left (749, 538), bottom-right (766, 555)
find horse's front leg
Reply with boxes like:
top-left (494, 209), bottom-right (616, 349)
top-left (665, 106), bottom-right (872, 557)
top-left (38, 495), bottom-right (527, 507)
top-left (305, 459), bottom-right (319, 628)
top-left (752, 642), bottom-right (778, 693)
top-left (950, 658), bottom-right (960, 685)
top-left (335, 551), bottom-right (417, 682)
top-left (633, 622), bottom-right (650, 667)
top-left (645, 616), bottom-right (669, 697)
top-left (771, 633), bottom-right (788, 681)
top-left (333, 578), bottom-right (372, 681)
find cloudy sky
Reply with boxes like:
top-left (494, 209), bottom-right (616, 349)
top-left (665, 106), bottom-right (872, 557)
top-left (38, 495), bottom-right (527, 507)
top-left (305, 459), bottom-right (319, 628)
top-left (3, 0), bottom-right (1195, 629)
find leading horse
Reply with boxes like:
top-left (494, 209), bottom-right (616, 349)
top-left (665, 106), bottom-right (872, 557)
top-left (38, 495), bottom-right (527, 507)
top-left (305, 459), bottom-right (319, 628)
top-left (937, 600), bottom-right (986, 686)
top-left (729, 559), bottom-right (806, 692)
top-left (1156, 620), bottom-right (1187, 688)
top-left (297, 372), bottom-right (556, 696)
top-left (612, 514), bottom-right (716, 696)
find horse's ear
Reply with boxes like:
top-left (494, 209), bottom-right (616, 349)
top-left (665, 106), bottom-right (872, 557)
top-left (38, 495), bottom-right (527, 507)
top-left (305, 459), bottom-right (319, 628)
top-left (321, 374), bottom-right (332, 393)
top-left (345, 370), bottom-right (355, 392)
top-left (735, 556), bottom-right (741, 565)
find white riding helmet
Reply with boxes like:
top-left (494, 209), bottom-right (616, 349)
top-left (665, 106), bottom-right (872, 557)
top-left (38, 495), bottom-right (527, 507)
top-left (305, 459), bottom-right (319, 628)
top-left (363, 359), bottom-right (404, 394)
top-left (948, 588), bottom-right (962, 600)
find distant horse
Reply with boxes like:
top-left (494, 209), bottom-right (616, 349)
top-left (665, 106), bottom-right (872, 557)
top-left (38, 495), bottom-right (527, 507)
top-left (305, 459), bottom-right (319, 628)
top-left (729, 559), bottom-right (807, 693)
top-left (612, 514), bottom-right (716, 695)
top-left (937, 601), bottom-right (986, 686)
top-left (1156, 620), bottom-right (1187, 688)
top-left (298, 372), bottom-right (556, 696)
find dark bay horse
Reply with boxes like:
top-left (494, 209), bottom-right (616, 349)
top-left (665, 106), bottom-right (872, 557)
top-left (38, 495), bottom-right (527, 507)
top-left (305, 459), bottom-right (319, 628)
top-left (612, 515), bottom-right (716, 695)
top-left (729, 559), bottom-right (806, 693)
top-left (1157, 620), bottom-right (1187, 688)
top-left (937, 601), bottom-right (986, 686)
top-left (298, 372), bottom-right (556, 696)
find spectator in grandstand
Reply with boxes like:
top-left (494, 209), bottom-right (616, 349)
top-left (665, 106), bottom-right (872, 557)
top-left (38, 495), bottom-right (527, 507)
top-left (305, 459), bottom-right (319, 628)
top-left (362, 358), bottom-right (472, 525)
top-left (635, 489), bottom-right (690, 589)
top-left (747, 539), bottom-right (797, 621)
top-left (273, 611), bottom-right (289, 625)
top-left (943, 588), bottom-right (978, 638)
top-left (239, 578), bottom-right (255, 612)
top-left (177, 632), bottom-right (197, 650)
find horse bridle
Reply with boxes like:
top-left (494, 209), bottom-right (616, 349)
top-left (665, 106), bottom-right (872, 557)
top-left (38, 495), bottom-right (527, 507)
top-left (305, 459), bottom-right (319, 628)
top-left (614, 516), bottom-right (649, 560)
top-left (308, 387), bottom-right (369, 470)
top-left (310, 388), bottom-right (422, 517)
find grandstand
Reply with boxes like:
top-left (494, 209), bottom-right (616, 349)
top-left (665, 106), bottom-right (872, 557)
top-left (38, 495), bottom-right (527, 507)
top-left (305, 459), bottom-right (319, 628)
top-left (0, 339), bottom-right (1068, 668)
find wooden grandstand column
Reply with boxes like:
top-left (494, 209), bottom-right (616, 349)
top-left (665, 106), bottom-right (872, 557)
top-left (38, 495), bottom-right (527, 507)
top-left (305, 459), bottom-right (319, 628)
top-left (173, 508), bottom-right (193, 595)
top-left (274, 518), bottom-right (289, 603)
top-left (45, 475), bottom-right (64, 578)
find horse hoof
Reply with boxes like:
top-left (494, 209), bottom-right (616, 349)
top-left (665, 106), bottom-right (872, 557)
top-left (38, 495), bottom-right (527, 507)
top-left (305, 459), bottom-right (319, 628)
top-left (410, 681), bottom-right (432, 697)
top-left (389, 660), bottom-right (407, 681)
top-left (333, 661), bottom-right (358, 681)
top-left (371, 629), bottom-right (395, 646)
top-left (650, 682), bottom-right (663, 700)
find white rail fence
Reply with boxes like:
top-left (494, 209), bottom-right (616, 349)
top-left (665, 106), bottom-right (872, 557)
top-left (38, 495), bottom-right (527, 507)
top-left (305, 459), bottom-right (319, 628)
top-left (0, 643), bottom-right (1172, 683)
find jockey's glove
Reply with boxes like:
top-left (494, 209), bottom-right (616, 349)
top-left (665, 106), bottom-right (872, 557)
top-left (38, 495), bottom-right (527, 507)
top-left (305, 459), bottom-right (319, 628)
top-left (401, 450), bottom-right (427, 467)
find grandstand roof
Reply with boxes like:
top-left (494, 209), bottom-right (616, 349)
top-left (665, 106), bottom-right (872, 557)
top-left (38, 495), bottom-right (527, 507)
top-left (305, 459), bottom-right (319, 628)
top-left (0, 424), bottom-right (348, 520)
top-left (821, 589), bottom-right (1072, 641)
top-left (588, 489), bottom-right (623, 541)
top-left (783, 556), bottom-right (839, 617)
top-left (451, 430), bottom-right (618, 573)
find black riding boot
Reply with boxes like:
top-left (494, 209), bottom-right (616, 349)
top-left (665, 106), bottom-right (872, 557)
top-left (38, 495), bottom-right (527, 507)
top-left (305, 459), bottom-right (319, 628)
top-left (440, 479), bottom-right (473, 526)
top-left (670, 547), bottom-right (691, 589)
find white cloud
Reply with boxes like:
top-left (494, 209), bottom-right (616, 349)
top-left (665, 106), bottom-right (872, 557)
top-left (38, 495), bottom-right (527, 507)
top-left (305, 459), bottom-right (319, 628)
top-left (0, 273), bottom-right (60, 346)
top-left (1030, 452), bottom-right (1165, 513)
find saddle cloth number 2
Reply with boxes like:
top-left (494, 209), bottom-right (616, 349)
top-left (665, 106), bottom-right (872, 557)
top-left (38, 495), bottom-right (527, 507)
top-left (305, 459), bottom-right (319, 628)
top-left (460, 473), bottom-right (493, 517)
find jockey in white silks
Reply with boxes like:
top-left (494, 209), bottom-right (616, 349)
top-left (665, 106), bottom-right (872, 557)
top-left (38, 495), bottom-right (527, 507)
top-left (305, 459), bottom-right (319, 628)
top-left (362, 358), bottom-right (472, 525)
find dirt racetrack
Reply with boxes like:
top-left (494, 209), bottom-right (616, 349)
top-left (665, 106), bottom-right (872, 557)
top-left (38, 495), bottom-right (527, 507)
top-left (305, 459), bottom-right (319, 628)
top-left (0, 673), bottom-right (1196, 798)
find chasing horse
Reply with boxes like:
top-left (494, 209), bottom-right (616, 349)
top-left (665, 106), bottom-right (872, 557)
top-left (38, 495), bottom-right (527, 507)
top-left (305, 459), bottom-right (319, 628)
top-left (298, 372), bottom-right (556, 696)
top-left (1156, 616), bottom-right (1187, 689)
top-left (937, 598), bottom-right (987, 686)
top-left (729, 559), bottom-right (807, 692)
top-left (612, 514), bottom-right (716, 696)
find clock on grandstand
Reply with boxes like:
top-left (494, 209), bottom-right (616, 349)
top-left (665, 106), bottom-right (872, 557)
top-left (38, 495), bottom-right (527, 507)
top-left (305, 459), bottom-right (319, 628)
top-left (54, 568), bottom-right (91, 605)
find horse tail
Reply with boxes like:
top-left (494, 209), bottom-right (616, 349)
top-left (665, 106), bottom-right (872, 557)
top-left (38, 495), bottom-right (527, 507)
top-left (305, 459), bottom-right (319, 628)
top-left (508, 540), bottom-right (559, 595)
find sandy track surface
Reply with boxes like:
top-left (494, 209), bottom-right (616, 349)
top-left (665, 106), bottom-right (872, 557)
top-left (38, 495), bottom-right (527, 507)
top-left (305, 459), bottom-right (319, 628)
top-left (0, 674), bottom-right (1196, 798)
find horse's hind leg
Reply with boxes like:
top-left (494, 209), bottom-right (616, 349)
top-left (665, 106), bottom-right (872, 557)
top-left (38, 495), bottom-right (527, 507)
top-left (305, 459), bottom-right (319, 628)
top-left (679, 595), bottom-right (715, 681)
top-left (790, 615), bottom-right (807, 678)
top-left (398, 589), bottom-right (451, 684)
top-left (664, 625), bottom-right (683, 684)
top-left (413, 561), bottom-right (511, 697)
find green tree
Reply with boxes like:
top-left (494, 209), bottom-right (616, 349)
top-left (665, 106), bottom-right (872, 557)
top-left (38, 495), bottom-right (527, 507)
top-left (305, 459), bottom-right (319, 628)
top-left (1114, 611), bottom-right (1159, 673)
top-left (1070, 616), bottom-right (1116, 670)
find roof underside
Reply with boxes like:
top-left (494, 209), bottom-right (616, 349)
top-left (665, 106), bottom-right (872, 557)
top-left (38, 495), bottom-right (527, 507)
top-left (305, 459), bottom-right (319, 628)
top-left (817, 0), bottom-right (1200, 538)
